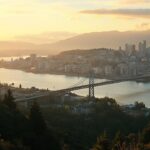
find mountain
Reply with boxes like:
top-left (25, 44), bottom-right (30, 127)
top-left (45, 30), bottom-right (150, 53)
top-left (0, 41), bottom-right (36, 56)
top-left (0, 30), bottom-right (150, 56)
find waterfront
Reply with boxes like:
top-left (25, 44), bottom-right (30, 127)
top-left (1, 68), bottom-right (150, 106)
top-left (0, 56), bottom-right (29, 61)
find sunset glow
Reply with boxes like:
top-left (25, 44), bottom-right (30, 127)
top-left (0, 0), bottom-right (150, 43)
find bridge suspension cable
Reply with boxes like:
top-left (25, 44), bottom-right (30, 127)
top-left (68, 78), bottom-right (88, 89)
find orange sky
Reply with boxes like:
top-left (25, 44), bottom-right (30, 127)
top-left (0, 0), bottom-right (150, 43)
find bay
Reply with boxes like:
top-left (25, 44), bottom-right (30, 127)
top-left (0, 68), bottom-right (150, 106)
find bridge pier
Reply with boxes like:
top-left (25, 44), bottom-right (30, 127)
top-left (89, 70), bottom-right (95, 99)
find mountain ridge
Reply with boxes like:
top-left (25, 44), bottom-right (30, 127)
top-left (0, 30), bottom-right (150, 56)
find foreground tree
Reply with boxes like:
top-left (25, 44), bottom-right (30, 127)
top-left (134, 102), bottom-right (145, 110)
top-left (29, 101), bottom-right (47, 135)
top-left (92, 132), bottom-right (111, 150)
top-left (3, 89), bottom-right (16, 111)
top-left (141, 124), bottom-right (150, 144)
top-left (27, 102), bottom-right (61, 150)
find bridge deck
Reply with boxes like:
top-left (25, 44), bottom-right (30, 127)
top-left (54, 75), bottom-right (150, 93)
top-left (15, 75), bottom-right (150, 102)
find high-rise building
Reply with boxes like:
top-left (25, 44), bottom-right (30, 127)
top-left (118, 46), bottom-right (122, 51)
top-left (143, 40), bottom-right (147, 51)
top-left (138, 42), bottom-right (142, 51)
top-left (138, 40), bottom-right (147, 51)
top-left (125, 43), bottom-right (136, 56)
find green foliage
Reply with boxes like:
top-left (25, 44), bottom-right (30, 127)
top-left (43, 97), bottom-right (150, 149)
top-left (0, 139), bottom-right (15, 150)
top-left (25, 101), bottom-right (61, 150)
top-left (141, 124), bottom-right (150, 144)
top-left (92, 132), bottom-right (111, 150)
top-left (134, 101), bottom-right (145, 110)
top-left (3, 89), bottom-right (16, 111)
top-left (92, 131), bottom-right (145, 150)
top-left (113, 131), bottom-right (125, 149)
top-left (94, 97), bottom-right (121, 113)
top-left (0, 91), bottom-right (61, 150)
top-left (29, 102), bottom-right (47, 135)
top-left (1, 91), bottom-right (150, 150)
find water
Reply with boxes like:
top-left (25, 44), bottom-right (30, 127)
top-left (0, 68), bottom-right (150, 106)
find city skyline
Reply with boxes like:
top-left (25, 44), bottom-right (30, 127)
top-left (0, 0), bottom-right (150, 43)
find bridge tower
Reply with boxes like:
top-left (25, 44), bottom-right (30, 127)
top-left (89, 70), bottom-right (95, 99)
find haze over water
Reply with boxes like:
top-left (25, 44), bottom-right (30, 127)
top-left (1, 68), bottom-right (150, 107)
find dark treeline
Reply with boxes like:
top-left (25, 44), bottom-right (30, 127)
top-left (0, 89), bottom-right (60, 150)
top-left (43, 96), bottom-right (150, 150)
top-left (1, 90), bottom-right (150, 149)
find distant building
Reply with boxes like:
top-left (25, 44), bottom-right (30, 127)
top-left (125, 44), bottom-right (136, 56)
top-left (128, 56), bottom-right (137, 76)
top-left (138, 40), bottom-right (147, 51)
top-left (104, 65), bottom-right (113, 76)
top-left (143, 40), bottom-right (147, 51)
top-left (117, 63), bottom-right (128, 76)
top-left (118, 46), bottom-right (122, 51)
top-left (29, 54), bottom-right (37, 66)
top-left (30, 54), bottom-right (37, 59)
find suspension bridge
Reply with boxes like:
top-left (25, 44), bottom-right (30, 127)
top-left (15, 72), bottom-right (150, 103)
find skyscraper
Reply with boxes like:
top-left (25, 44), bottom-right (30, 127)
top-left (138, 40), bottom-right (147, 51)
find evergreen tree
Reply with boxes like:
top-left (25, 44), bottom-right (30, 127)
top-left (3, 89), bottom-right (16, 110)
top-left (113, 131), bottom-right (127, 150)
top-left (141, 124), bottom-right (150, 144)
top-left (92, 132), bottom-right (111, 150)
top-left (28, 102), bottom-right (61, 150)
top-left (29, 101), bottom-right (47, 135)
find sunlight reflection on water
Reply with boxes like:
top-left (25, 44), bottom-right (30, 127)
top-left (1, 68), bottom-right (150, 107)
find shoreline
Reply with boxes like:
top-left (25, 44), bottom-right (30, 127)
top-left (0, 66), bottom-right (112, 80)
top-left (1, 66), bottom-right (150, 83)
top-left (1, 67), bottom-right (150, 107)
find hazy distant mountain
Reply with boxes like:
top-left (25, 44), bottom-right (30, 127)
top-left (0, 41), bottom-right (36, 56)
top-left (0, 30), bottom-right (150, 56)
top-left (45, 30), bottom-right (150, 52)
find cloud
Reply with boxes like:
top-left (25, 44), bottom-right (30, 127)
top-left (140, 22), bottom-right (150, 27)
top-left (136, 22), bottom-right (150, 30)
top-left (121, 0), bottom-right (150, 4)
top-left (80, 8), bottom-right (150, 18)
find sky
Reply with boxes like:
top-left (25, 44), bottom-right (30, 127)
top-left (0, 0), bottom-right (150, 43)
